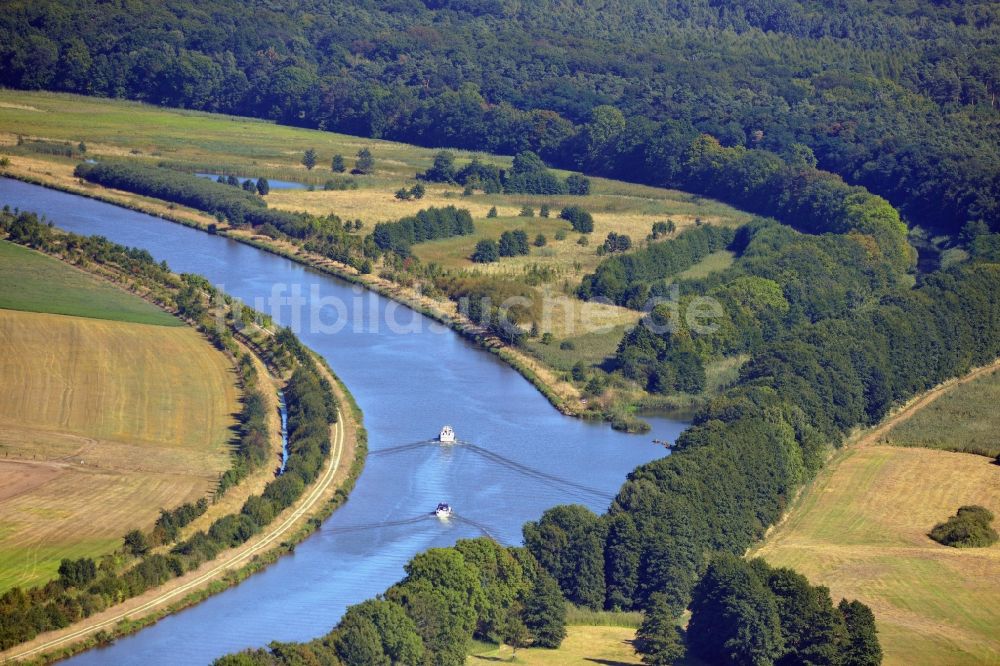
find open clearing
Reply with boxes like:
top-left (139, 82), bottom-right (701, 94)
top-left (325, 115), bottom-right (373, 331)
top-left (885, 366), bottom-right (1000, 457)
top-left (753, 446), bottom-right (1000, 665)
top-left (467, 625), bottom-right (641, 665)
top-left (0, 246), bottom-right (238, 591)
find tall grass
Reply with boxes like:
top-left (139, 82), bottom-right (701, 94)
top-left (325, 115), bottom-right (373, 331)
top-left (565, 604), bottom-right (644, 628)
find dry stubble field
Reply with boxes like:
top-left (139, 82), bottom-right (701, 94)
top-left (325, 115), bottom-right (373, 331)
top-left (0, 243), bottom-right (239, 592)
top-left (753, 445), bottom-right (1000, 665)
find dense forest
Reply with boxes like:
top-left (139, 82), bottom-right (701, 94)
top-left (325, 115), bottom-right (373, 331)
top-left (2, 0), bottom-right (997, 236)
top-left (593, 215), bottom-right (906, 394)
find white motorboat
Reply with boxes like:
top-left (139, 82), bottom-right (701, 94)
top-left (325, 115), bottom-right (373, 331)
top-left (439, 425), bottom-right (456, 443)
top-left (434, 502), bottom-right (453, 519)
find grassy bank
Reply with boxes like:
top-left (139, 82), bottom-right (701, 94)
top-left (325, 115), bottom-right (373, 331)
top-left (0, 241), bottom-right (179, 325)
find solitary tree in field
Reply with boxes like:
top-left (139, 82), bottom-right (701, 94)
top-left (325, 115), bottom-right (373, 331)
top-left (502, 604), bottom-right (531, 658)
top-left (331, 154), bottom-right (346, 173)
top-left (355, 148), bottom-right (375, 175)
top-left (560, 205), bottom-right (594, 233)
top-left (422, 150), bottom-right (456, 182)
top-left (302, 148), bottom-right (317, 170)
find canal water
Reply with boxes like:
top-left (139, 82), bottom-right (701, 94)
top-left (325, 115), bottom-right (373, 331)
top-left (0, 178), bottom-right (686, 665)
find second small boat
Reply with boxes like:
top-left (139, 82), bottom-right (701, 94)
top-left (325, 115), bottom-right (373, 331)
top-left (439, 425), bottom-right (456, 443)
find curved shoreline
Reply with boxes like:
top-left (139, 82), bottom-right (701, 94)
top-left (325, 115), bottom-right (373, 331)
top-left (0, 170), bottom-right (595, 421)
top-left (0, 234), bottom-right (368, 665)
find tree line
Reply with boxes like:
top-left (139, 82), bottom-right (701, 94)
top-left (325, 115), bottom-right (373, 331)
top-left (73, 161), bottom-right (310, 236)
top-left (0, 210), bottom-right (339, 651)
top-left (371, 206), bottom-right (474, 256)
top-left (579, 224), bottom-right (735, 307)
top-left (419, 150), bottom-right (590, 196)
top-left (73, 161), bottom-right (375, 272)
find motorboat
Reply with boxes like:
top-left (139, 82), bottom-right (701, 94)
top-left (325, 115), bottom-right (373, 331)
top-left (434, 502), bottom-right (453, 519)
top-left (439, 425), bottom-right (456, 443)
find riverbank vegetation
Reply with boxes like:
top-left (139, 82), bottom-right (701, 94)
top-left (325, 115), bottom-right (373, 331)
top-left (0, 210), bottom-right (340, 651)
top-left (214, 538), bottom-right (567, 666)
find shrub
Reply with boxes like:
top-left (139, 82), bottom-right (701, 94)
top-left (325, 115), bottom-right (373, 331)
top-left (472, 239), bottom-right (499, 263)
top-left (930, 506), bottom-right (998, 548)
top-left (560, 206), bottom-right (593, 233)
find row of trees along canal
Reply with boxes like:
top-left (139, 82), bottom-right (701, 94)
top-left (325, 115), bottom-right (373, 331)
top-left (0, 209), bottom-right (343, 651)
